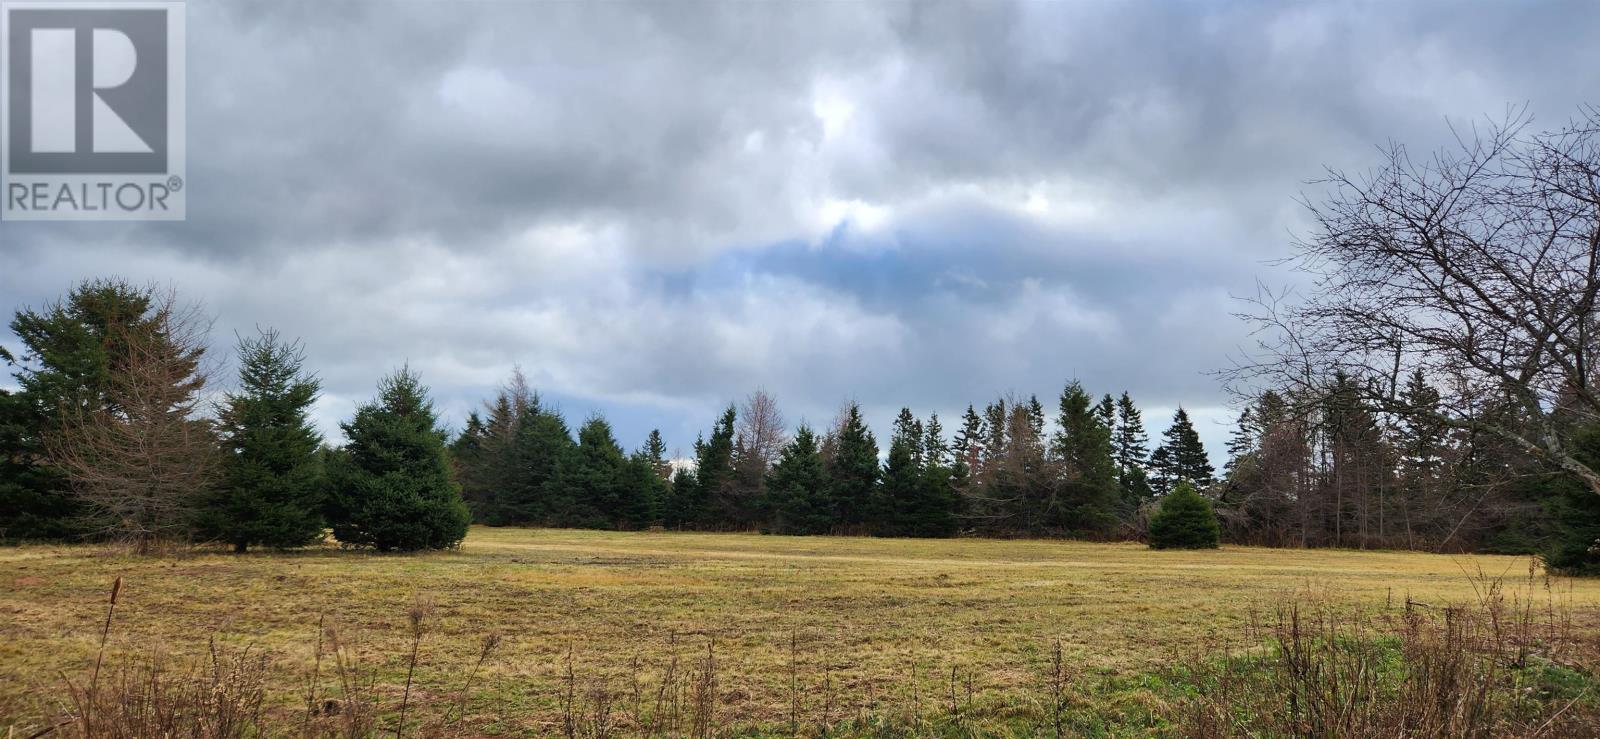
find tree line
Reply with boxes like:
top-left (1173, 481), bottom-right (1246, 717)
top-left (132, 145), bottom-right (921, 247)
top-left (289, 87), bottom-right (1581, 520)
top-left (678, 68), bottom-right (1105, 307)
top-left (0, 278), bottom-right (1225, 550)
top-left (0, 280), bottom-right (468, 552)
top-left (449, 370), bottom-right (1219, 540)
top-left (2, 274), bottom-right (1592, 561)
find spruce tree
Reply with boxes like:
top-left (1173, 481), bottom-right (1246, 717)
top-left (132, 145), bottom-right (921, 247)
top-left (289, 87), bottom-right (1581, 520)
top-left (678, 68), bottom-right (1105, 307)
top-left (500, 408), bottom-right (574, 525)
top-left (450, 410), bottom-right (490, 521)
top-left (1155, 408), bottom-right (1215, 492)
top-left (550, 415), bottom-right (644, 529)
top-left (1223, 407), bottom-right (1258, 478)
top-left (913, 414), bottom-right (959, 538)
top-left (462, 371), bottom-right (540, 525)
top-left (666, 465), bottom-right (699, 528)
top-left (1052, 381), bottom-right (1119, 534)
top-left (326, 368), bottom-right (469, 551)
top-left (1096, 394), bottom-right (1116, 430)
top-left (621, 450), bottom-right (670, 528)
top-left (643, 429), bottom-right (672, 481)
top-left (880, 408), bottom-right (924, 536)
top-left (950, 406), bottom-right (984, 520)
top-left (1148, 445), bottom-right (1176, 497)
top-left (923, 414), bottom-right (948, 468)
top-left (696, 406), bottom-right (739, 528)
top-left (196, 329), bottom-right (326, 552)
top-left (1147, 480), bottom-right (1221, 549)
top-left (1396, 370), bottom-right (1448, 483)
top-left (1, 279), bottom-right (163, 540)
top-left (1113, 392), bottom-right (1153, 509)
top-left (765, 426), bottom-right (834, 534)
top-left (829, 402), bottom-right (880, 531)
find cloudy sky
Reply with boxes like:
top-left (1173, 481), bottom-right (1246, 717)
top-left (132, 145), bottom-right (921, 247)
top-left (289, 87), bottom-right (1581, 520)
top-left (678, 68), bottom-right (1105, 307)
top-left (3, 0), bottom-right (1598, 462)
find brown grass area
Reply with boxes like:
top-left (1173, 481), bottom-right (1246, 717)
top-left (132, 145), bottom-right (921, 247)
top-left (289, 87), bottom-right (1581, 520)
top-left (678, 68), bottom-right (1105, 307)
top-left (3, 527), bottom-right (1598, 734)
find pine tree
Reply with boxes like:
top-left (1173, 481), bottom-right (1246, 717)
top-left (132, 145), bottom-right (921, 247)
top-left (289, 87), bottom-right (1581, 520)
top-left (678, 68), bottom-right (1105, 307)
top-left (196, 329), bottom-right (326, 552)
top-left (828, 402), bottom-right (880, 531)
top-left (880, 408), bottom-right (924, 536)
top-left (765, 426), bottom-right (834, 534)
top-left (326, 368), bottom-right (470, 551)
top-left (1052, 381), bottom-right (1119, 534)
top-left (1147, 481), bottom-right (1221, 549)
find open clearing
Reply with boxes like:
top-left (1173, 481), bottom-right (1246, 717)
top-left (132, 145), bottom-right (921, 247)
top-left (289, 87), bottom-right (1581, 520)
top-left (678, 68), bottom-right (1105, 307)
top-left (4, 528), bottom-right (1599, 734)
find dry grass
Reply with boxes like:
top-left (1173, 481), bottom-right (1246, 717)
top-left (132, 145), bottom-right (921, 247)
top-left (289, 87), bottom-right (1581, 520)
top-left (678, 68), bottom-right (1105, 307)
top-left (3, 527), bottom-right (1600, 735)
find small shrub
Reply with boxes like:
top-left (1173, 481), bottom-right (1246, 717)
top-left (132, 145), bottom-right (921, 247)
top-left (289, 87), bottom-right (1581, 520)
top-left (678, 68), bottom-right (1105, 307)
top-left (1148, 481), bottom-right (1220, 549)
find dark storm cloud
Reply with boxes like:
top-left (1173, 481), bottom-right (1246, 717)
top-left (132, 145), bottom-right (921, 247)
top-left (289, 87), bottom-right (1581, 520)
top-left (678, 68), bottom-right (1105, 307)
top-left (4, 0), bottom-right (1599, 459)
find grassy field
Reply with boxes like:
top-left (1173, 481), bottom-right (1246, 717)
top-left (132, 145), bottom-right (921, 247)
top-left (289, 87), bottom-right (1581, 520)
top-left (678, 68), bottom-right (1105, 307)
top-left (3, 527), bottom-right (1599, 735)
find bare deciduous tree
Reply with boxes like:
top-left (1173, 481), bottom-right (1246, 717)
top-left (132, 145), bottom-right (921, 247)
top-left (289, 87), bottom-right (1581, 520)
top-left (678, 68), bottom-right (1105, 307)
top-left (735, 389), bottom-right (787, 474)
top-left (47, 291), bottom-right (217, 550)
top-left (1231, 108), bottom-right (1600, 495)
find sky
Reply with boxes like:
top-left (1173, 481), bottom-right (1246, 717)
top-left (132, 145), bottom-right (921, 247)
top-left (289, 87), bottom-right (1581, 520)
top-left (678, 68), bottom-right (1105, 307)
top-left (3, 0), bottom-right (1599, 465)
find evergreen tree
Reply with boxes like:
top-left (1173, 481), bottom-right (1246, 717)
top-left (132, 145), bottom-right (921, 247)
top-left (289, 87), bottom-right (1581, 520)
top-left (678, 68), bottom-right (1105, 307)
top-left (1544, 424), bottom-right (1600, 573)
top-left (765, 426), bottom-right (834, 534)
top-left (913, 414), bottom-right (959, 538)
top-left (828, 402), bottom-right (880, 531)
top-left (498, 408), bottom-right (575, 525)
top-left (1147, 481), bottom-right (1221, 549)
top-left (666, 465), bottom-right (699, 528)
top-left (459, 375), bottom-right (540, 526)
top-left (621, 449), bottom-right (670, 528)
top-left (34, 286), bottom-right (216, 548)
top-left (1052, 381), bottom-right (1119, 534)
top-left (1026, 395), bottom-right (1046, 439)
top-left (196, 329), bottom-right (326, 551)
top-left (1096, 394), bottom-right (1116, 431)
top-left (0, 279), bottom-right (163, 540)
top-left (923, 413), bottom-right (948, 468)
top-left (1148, 445), bottom-right (1176, 497)
top-left (880, 408), bottom-right (924, 536)
top-left (697, 406), bottom-right (739, 528)
top-left (643, 429), bottom-right (672, 481)
top-left (1224, 407), bottom-right (1258, 477)
top-left (950, 406), bottom-right (984, 521)
top-left (450, 410), bottom-right (490, 520)
top-left (326, 368), bottom-right (469, 551)
top-left (1396, 370), bottom-right (1448, 484)
top-left (550, 415), bottom-right (647, 529)
top-left (1112, 392), bottom-right (1153, 509)
top-left (983, 400), bottom-right (1008, 464)
top-left (1155, 408), bottom-right (1215, 491)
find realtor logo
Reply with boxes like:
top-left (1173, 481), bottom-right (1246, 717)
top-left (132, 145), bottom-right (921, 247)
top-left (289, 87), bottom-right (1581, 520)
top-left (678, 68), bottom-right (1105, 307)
top-left (1, 1), bottom-right (185, 220)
